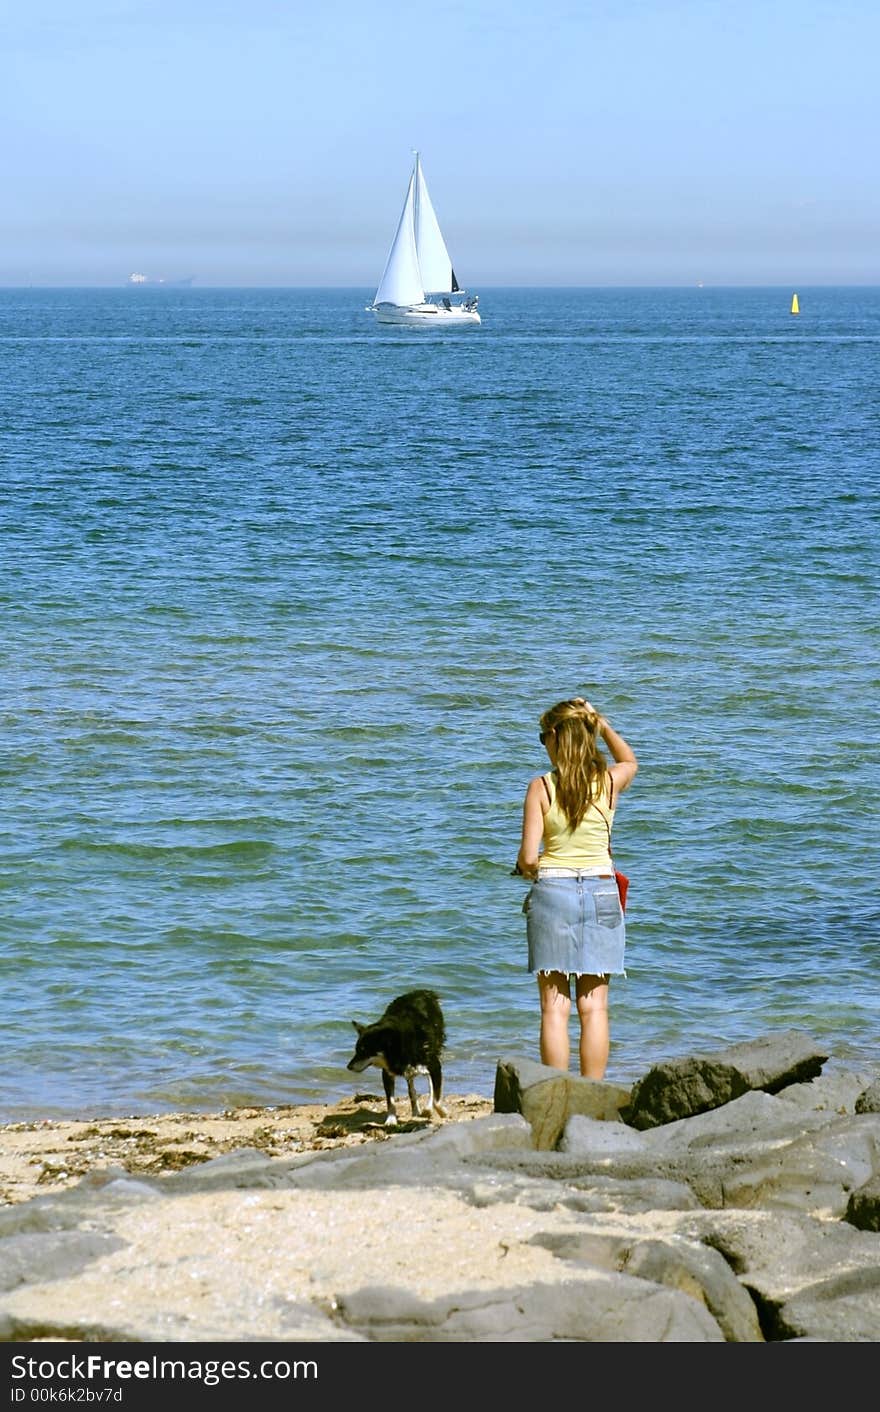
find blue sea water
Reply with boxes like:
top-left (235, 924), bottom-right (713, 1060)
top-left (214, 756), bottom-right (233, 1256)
top-left (1, 285), bottom-right (878, 1121)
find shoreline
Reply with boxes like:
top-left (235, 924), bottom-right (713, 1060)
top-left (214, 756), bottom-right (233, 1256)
top-left (2, 1035), bottom-right (878, 1342)
top-left (0, 1090), bottom-right (495, 1207)
top-left (3, 1048), bottom-right (874, 1210)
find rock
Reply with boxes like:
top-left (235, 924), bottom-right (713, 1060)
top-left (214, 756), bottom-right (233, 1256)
top-left (160, 1146), bottom-right (273, 1190)
top-left (559, 1114), bottom-right (650, 1158)
top-left (844, 1175), bottom-right (880, 1232)
top-left (494, 1055), bottom-right (631, 1150)
top-left (0, 1232), bottom-right (124, 1293)
top-left (529, 1230), bottom-right (764, 1342)
top-left (775, 1069), bottom-right (878, 1115)
top-left (334, 1273), bottom-right (726, 1342)
top-left (855, 1079), bottom-right (880, 1114)
top-left (486, 1091), bottom-right (880, 1220)
top-left (718, 1114), bottom-right (880, 1217)
top-left (622, 1059), bottom-right (749, 1132)
top-left (707, 1031), bottom-right (830, 1092)
top-left (622, 1030), bottom-right (829, 1130)
top-left (681, 1209), bottom-right (880, 1342)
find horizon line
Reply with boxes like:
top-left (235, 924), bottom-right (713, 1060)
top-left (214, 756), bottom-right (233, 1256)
top-left (2, 281), bottom-right (879, 291)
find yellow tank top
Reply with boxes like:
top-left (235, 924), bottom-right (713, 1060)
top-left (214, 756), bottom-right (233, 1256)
top-left (540, 771), bottom-right (615, 870)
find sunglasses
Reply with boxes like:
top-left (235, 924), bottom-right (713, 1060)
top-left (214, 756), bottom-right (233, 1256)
top-left (539, 730), bottom-right (552, 744)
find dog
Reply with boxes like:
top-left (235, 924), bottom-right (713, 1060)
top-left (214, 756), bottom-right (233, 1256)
top-left (346, 989), bottom-right (448, 1126)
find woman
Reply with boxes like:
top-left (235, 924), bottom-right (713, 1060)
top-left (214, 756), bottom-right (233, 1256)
top-left (515, 697), bottom-right (638, 1080)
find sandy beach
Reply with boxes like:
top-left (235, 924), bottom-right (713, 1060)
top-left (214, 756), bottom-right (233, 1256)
top-left (0, 1090), bottom-right (494, 1208)
top-left (2, 1037), bottom-right (879, 1344)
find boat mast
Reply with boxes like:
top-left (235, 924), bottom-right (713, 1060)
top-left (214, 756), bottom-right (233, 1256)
top-left (412, 149), bottom-right (421, 262)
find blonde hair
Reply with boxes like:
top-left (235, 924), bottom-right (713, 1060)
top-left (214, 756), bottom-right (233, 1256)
top-left (539, 697), bottom-right (609, 829)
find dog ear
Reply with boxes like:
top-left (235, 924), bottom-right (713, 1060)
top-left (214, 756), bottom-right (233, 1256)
top-left (351, 1020), bottom-right (366, 1035)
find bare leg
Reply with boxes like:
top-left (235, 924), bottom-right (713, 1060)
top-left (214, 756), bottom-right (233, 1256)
top-left (575, 975), bottom-right (610, 1079)
top-left (537, 971), bottom-right (572, 1070)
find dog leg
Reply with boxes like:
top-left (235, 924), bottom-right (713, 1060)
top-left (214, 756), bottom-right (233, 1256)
top-left (426, 1058), bottom-right (448, 1120)
top-left (405, 1070), bottom-right (422, 1118)
top-left (382, 1070), bottom-right (398, 1126)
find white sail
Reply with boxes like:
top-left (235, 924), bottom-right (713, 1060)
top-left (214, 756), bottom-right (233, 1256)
top-left (373, 171), bottom-right (424, 308)
top-left (413, 155), bottom-right (456, 294)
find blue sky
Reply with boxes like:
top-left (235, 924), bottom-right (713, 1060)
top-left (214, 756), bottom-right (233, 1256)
top-left (4, 0), bottom-right (878, 286)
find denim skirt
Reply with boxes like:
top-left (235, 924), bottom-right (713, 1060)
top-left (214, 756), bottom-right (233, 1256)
top-left (524, 872), bottom-right (626, 978)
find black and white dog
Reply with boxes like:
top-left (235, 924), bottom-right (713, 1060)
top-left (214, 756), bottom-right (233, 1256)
top-left (346, 989), bottom-right (448, 1126)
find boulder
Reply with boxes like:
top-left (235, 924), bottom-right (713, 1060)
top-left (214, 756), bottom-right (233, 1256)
top-left (844, 1175), bottom-right (880, 1233)
top-left (855, 1079), bottom-right (880, 1114)
top-left (494, 1055), bottom-right (631, 1150)
top-left (622, 1030), bottom-right (829, 1130)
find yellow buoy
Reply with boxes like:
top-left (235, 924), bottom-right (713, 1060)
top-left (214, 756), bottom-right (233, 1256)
top-left (791, 292), bottom-right (800, 315)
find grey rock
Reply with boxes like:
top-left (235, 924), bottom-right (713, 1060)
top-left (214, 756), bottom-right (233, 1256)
top-left (775, 1068), bottom-right (880, 1116)
top-left (844, 1175), bottom-right (880, 1232)
top-left (539, 1184), bottom-right (853, 1352)
top-left (0, 1232), bottom-right (124, 1293)
top-left (96, 1177), bottom-right (162, 1202)
top-left (639, 1088), bottom-right (841, 1153)
top-left (481, 1092), bottom-right (880, 1220)
top-left (334, 1273), bottom-right (726, 1342)
top-left (778, 1283), bottom-right (880, 1343)
top-left (855, 1079), bottom-right (880, 1114)
top-left (273, 1299), bottom-right (369, 1341)
top-left (462, 1163), bottom-right (699, 1215)
top-left (678, 1209), bottom-right (880, 1342)
top-left (620, 1238), bottom-right (764, 1343)
top-left (623, 1059), bottom-right (751, 1131)
top-left (719, 1113), bottom-right (880, 1217)
top-left (623, 1030), bottom-right (828, 1130)
top-left (559, 1177), bottom-right (701, 1214)
top-left (495, 1055), bottom-right (631, 1150)
top-left (410, 1112), bottom-right (533, 1160)
top-left (159, 1146), bottom-right (274, 1191)
top-left (559, 1114), bottom-right (651, 1158)
top-left (158, 1116), bottom-right (533, 1197)
top-left (702, 1031), bottom-right (830, 1092)
top-left (276, 1114), bottom-right (533, 1192)
top-left (0, 1184), bottom-right (130, 1237)
top-left (531, 1230), bottom-right (763, 1342)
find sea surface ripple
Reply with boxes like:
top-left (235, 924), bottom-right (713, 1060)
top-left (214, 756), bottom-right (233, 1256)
top-left (1, 286), bottom-right (877, 1118)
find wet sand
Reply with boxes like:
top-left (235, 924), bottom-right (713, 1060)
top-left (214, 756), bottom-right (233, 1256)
top-left (0, 1091), bottom-right (495, 1207)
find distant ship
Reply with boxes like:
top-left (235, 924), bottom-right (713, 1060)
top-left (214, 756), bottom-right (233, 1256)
top-left (127, 273), bottom-right (194, 288)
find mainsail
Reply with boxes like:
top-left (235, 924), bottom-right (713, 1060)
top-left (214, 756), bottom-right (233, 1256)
top-left (373, 171), bottom-right (424, 308)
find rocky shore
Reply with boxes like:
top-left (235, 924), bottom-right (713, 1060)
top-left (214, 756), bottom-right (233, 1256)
top-left (1, 1029), bottom-right (879, 1343)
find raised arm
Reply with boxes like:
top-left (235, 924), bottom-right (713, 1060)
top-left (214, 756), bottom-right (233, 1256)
top-left (601, 716), bottom-right (638, 793)
top-left (580, 699), bottom-right (638, 794)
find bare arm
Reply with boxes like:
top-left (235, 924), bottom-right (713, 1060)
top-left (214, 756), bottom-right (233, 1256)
top-left (515, 775), bottom-right (547, 880)
top-left (601, 716), bottom-right (638, 793)
top-left (579, 699), bottom-right (638, 794)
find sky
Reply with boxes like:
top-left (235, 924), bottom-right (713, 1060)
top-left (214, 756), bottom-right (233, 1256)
top-left (3, 0), bottom-right (879, 286)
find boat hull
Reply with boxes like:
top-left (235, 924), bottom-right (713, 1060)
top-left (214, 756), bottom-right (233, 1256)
top-left (372, 303), bottom-right (481, 327)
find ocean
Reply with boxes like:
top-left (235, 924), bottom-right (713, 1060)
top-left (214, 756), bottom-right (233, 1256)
top-left (1, 285), bottom-right (877, 1121)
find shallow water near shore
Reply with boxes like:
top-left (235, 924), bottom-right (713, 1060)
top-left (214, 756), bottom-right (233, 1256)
top-left (1, 285), bottom-right (878, 1120)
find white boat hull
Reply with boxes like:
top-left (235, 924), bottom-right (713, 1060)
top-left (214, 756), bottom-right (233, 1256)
top-left (372, 302), bottom-right (481, 327)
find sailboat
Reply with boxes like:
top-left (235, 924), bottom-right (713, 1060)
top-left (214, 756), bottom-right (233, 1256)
top-left (368, 153), bottom-right (481, 327)
top-left (791, 292), bottom-right (800, 315)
